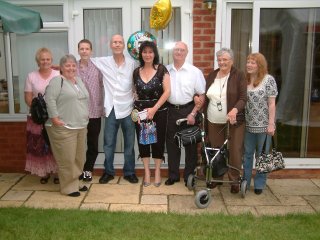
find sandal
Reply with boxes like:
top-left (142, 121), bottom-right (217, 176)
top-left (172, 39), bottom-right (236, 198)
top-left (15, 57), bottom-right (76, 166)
top-left (53, 177), bottom-right (60, 184)
top-left (40, 175), bottom-right (50, 184)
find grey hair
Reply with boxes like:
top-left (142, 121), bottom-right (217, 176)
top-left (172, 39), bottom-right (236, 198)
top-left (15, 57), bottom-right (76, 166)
top-left (59, 54), bottom-right (77, 68)
top-left (216, 48), bottom-right (234, 60)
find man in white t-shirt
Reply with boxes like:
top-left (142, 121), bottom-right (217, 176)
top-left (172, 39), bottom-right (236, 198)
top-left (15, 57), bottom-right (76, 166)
top-left (91, 34), bottom-right (138, 184)
top-left (165, 41), bottom-right (206, 186)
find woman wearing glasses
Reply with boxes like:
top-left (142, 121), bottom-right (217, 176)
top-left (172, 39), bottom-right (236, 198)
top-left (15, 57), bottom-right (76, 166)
top-left (205, 48), bottom-right (247, 194)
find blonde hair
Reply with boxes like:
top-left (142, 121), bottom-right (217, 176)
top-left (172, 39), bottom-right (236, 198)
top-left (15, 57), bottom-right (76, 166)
top-left (35, 47), bottom-right (53, 66)
top-left (246, 53), bottom-right (268, 87)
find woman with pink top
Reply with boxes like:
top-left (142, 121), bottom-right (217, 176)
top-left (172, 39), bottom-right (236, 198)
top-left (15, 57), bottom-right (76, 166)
top-left (24, 47), bottom-right (59, 184)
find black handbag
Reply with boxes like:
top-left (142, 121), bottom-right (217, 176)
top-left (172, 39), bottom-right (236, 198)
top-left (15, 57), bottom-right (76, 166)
top-left (30, 93), bottom-right (48, 125)
top-left (30, 78), bottom-right (64, 125)
top-left (255, 136), bottom-right (285, 173)
top-left (174, 125), bottom-right (201, 148)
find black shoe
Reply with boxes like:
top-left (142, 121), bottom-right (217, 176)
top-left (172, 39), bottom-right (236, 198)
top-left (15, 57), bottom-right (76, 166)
top-left (124, 174), bottom-right (139, 184)
top-left (254, 189), bottom-right (263, 195)
top-left (165, 178), bottom-right (180, 186)
top-left (79, 186), bottom-right (88, 192)
top-left (99, 173), bottom-right (114, 184)
top-left (79, 171), bottom-right (85, 180)
top-left (68, 191), bottom-right (80, 197)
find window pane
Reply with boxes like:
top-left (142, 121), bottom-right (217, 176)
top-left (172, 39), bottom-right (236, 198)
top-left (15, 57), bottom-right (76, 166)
top-left (141, 7), bottom-right (181, 65)
top-left (259, 8), bottom-right (320, 157)
top-left (11, 32), bottom-right (68, 114)
top-left (22, 5), bottom-right (64, 22)
top-left (84, 9), bottom-right (122, 57)
top-left (0, 32), bottom-right (8, 113)
top-left (231, 9), bottom-right (252, 70)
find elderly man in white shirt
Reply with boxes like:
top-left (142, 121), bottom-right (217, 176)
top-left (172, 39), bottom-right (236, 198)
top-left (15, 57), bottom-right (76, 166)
top-left (165, 41), bottom-right (206, 186)
top-left (91, 34), bottom-right (138, 184)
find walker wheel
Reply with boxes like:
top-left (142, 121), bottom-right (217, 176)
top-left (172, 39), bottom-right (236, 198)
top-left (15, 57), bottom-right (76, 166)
top-left (195, 190), bottom-right (212, 209)
top-left (240, 179), bottom-right (248, 198)
top-left (187, 174), bottom-right (196, 191)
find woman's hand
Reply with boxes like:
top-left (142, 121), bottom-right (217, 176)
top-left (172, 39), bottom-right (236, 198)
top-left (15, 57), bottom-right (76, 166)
top-left (267, 123), bottom-right (276, 136)
top-left (146, 107), bottom-right (157, 120)
top-left (227, 108), bottom-right (238, 125)
top-left (51, 117), bottom-right (65, 126)
top-left (187, 113), bottom-right (196, 125)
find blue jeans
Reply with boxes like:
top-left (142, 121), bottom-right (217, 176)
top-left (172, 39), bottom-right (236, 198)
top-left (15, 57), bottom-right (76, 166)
top-left (103, 108), bottom-right (135, 176)
top-left (243, 130), bottom-right (271, 190)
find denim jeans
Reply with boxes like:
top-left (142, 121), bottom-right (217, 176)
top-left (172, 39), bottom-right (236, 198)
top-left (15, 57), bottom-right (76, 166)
top-left (243, 130), bottom-right (271, 190)
top-left (103, 108), bottom-right (135, 176)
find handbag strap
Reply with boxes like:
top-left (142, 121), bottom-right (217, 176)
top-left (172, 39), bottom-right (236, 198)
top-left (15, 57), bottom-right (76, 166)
top-left (262, 135), bottom-right (277, 154)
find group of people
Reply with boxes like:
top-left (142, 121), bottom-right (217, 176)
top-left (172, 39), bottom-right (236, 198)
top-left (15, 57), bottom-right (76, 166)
top-left (24, 33), bottom-right (278, 197)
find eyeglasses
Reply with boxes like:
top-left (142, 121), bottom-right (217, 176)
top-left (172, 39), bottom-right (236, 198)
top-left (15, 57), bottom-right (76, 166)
top-left (173, 48), bottom-right (186, 53)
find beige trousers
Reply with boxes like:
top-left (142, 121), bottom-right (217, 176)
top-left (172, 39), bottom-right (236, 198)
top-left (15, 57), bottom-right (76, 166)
top-left (46, 126), bottom-right (87, 195)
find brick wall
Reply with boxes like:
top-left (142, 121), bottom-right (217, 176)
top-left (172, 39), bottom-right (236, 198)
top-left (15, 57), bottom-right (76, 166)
top-left (0, 122), bottom-right (26, 172)
top-left (193, 0), bottom-right (216, 77)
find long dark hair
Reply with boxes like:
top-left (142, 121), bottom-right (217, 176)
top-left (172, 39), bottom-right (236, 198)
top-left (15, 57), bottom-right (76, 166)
top-left (138, 41), bottom-right (159, 69)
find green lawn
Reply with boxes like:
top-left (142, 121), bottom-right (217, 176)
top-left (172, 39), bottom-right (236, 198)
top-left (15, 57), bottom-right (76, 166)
top-left (1, 207), bottom-right (319, 239)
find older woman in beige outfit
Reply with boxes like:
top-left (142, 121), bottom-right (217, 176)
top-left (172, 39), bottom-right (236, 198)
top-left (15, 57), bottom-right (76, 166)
top-left (45, 54), bottom-right (89, 197)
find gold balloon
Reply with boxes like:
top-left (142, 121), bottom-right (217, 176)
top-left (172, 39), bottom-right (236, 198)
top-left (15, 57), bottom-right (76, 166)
top-left (150, 0), bottom-right (173, 31)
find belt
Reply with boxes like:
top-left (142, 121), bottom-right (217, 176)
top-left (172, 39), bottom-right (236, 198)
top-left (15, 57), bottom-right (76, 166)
top-left (168, 101), bottom-right (194, 109)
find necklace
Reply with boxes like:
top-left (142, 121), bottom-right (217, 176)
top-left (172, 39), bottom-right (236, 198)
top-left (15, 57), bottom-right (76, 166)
top-left (219, 74), bottom-right (229, 98)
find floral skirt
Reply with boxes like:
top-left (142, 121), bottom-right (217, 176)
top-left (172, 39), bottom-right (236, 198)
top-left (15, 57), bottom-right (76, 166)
top-left (25, 116), bottom-right (58, 177)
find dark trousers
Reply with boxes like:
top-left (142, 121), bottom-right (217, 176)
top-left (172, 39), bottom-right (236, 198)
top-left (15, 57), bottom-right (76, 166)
top-left (166, 104), bottom-right (197, 181)
top-left (83, 118), bottom-right (101, 172)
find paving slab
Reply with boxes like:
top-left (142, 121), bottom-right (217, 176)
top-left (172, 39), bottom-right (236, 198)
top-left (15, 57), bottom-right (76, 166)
top-left (110, 203), bottom-right (167, 213)
top-left (143, 181), bottom-right (194, 195)
top-left (311, 179), bottom-right (320, 188)
top-left (0, 182), bottom-right (13, 198)
top-left (141, 194), bottom-right (167, 205)
top-left (84, 183), bottom-right (140, 204)
top-left (1, 190), bottom-right (33, 201)
top-left (303, 196), bottom-right (320, 212)
top-left (220, 186), bottom-right (281, 206)
top-left (169, 195), bottom-right (227, 215)
top-left (12, 175), bottom-right (60, 192)
top-left (268, 179), bottom-right (320, 196)
top-left (80, 203), bottom-right (110, 211)
top-left (0, 173), bottom-right (24, 183)
top-left (276, 195), bottom-right (309, 206)
top-left (0, 200), bottom-right (24, 208)
top-left (24, 191), bottom-right (84, 209)
top-left (256, 205), bottom-right (316, 215)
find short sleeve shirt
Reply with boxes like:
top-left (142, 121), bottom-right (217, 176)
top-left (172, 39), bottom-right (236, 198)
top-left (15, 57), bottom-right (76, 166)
top-left (245, 74), bottom-right (278, 133)
top-left (24, 70), bottom-right (60, 98)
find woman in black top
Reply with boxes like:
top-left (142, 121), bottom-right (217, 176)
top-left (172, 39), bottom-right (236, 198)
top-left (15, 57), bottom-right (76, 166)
top-left (133, 41), bottom-right (170, 187)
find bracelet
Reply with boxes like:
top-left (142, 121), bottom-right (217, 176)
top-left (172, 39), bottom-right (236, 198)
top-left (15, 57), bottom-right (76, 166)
top-left (156, 104), bottom-right (161, 109)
